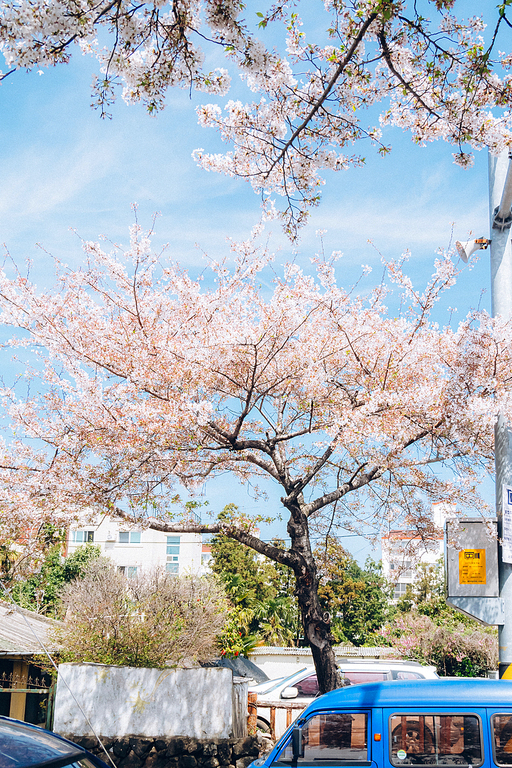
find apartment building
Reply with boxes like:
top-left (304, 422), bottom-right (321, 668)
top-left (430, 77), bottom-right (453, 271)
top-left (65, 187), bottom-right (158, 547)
top-left (381, 502), bottom-right (454, 599)
top-left (66, 515), bottom-right (203, 577)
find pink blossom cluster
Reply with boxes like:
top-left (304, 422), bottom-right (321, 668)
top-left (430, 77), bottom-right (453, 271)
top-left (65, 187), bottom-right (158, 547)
top-left (1, 2), bottom-right (511, 233)
top-left (0, 227), bottom-right (509, 540)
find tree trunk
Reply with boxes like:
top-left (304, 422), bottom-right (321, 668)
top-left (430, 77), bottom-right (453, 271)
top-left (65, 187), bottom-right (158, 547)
top-left (287, 503), bottom-right (340, 694)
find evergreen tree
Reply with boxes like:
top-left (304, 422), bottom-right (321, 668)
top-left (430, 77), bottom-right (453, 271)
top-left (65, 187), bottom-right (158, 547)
top-left (315, 538), bottom-right (391, 645)
top-left (10, 543), bottom-right (101, 618)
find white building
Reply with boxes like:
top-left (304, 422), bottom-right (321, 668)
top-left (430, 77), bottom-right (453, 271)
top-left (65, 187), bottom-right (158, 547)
top-left (381, 502), bottom-right (454, 599)
top-left (66, 515), bottom-right (203, 577)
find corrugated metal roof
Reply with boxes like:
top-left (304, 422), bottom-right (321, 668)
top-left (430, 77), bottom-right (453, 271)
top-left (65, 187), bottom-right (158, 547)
top-left (250, 646), bottom-right (396, 658)
top-left (0, 600), bottom-right (61, 655)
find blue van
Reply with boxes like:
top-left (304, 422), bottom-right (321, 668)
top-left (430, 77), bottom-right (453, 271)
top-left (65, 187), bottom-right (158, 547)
top-left (252, 680), bottom-right (512, 768)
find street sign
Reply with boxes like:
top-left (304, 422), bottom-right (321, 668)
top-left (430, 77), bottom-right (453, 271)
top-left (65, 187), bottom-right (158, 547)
top-left (445, 518), bottom-right (503, 625)
top-left (502, 484), bottom-right (512, 563)
top-left (458, 549), bottom-right (486, 584)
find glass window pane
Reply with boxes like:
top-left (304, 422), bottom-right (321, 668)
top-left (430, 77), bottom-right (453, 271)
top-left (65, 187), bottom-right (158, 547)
top-left (276, 713), bottom-right (368, 764)
top-left (394, 672), bottom-right (422, 680)
top-left (390, 714), bottom-right (482, 767)
top-left (127, 566), bottom-right (137, 578)
top-left (167, 536), bottom-right (180, 544)
top-left (119, 532), bottom-right (129, 543)
top-left (295, 674), bottom-right (320, 697)
top-left (86, 531), bottom-right (94, 542)
top-left (344, 672), bottom-right (386, 684)
top-left (167, 546), bottom-right (180, 555)
top-left (166, 563), bottom-right (179, 573)
top-left (493, 714), bottom-right (512, 765)
top-left (130, 532), bottom-right (141, 544)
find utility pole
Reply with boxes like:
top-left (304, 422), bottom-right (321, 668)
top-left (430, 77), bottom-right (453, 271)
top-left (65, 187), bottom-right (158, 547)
top-left (489, 150), bottom-right (512, 679)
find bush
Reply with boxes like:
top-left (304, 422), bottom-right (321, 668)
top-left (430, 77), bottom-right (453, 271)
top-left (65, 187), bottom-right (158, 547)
top-left (384, 612), bottom-right (498, 677)
top-left (54, 560), bottom-right (229, 667)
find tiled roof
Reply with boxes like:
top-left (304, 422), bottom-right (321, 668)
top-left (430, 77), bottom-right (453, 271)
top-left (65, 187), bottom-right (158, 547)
top-left (0, 600), bottom-right (62, 655)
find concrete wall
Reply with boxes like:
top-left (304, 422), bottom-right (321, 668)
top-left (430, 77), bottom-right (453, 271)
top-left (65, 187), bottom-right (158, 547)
top-left (54, 664), bottom-right (235, 740)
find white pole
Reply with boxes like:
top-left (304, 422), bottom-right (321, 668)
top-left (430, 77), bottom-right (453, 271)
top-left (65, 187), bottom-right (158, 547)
top-left (489, 150), bottom-right (512, 679)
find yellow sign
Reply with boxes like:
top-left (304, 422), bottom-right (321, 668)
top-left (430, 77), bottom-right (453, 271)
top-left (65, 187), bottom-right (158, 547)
top-left (459, 549), bottom-right (486, 584)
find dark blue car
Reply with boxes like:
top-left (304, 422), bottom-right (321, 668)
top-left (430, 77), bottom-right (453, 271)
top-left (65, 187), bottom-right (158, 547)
top-left (0, 716), bottom-right (109, 768)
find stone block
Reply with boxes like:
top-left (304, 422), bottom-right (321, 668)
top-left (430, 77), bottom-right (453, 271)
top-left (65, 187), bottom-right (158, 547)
top-left (236, 757), bottom-right (256, 768)
top-left (130, 739), bottom-right (154, 757)
top-left (113, 739), bottom-right (132, 759)
top-left (178, 755), bottom-right (197, 768)
top-left (118, 752), bottom-right (144, 768)
top-left (216, 743), bottom-right (232, 764)
top-left (166, 740), bottom-right (186, 757)
top-left (233, 738), bottom-right (259, 758)
top-left (202, 758), bottom-right (220, 768)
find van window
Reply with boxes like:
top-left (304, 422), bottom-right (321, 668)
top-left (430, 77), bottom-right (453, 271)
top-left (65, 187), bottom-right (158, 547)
top-left (390, 714), bottom-right (482, 767)
top-left (275, 712), bottom-right (369, 764)
top-left (492, 714), bottom-right (512, 765)
top-left (392, 672), bottom-right (423, 680)
top-left (344, 672), bottom-right (387, 684)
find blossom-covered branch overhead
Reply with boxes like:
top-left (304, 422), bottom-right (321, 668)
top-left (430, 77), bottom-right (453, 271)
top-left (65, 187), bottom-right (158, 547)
top-left (1, 1), bottom-right (511, 235)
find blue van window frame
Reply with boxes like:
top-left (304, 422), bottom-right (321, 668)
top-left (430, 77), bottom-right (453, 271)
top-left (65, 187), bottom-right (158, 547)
top-left (271, 709), bottom-right (371, 766)
top-left (492, 713), bottom-right (512, 766)
top-left (388, 712), bottom-right (484, 768)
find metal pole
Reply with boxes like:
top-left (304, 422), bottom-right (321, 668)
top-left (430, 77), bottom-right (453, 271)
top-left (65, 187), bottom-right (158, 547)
top-left (489, 150), bottom-right (512, 679)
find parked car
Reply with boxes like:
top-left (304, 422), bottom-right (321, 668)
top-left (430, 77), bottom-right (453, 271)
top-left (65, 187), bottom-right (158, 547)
top-left (201, 655), bottom-right (269, 684)
top-left (251, 660), bottom-right (438, 735)
top-left (0, 715), bottom-right (109, 768)
top-left (250, 678), bottom-right (512, 768)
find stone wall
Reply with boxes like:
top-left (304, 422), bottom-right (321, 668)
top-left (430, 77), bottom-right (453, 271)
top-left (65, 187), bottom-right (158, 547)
top-left (74, 735), bottom-right (263, 768)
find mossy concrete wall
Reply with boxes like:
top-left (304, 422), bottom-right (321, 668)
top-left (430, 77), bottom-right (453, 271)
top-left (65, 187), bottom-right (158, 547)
top-left (54, 664), bottom-right (236, 740)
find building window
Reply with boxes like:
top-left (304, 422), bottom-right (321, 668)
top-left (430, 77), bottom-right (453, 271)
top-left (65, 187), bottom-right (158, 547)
top-left (393, 582), bottom-right (411, 599)
top-left (72, 530), bottom-right (94, 543)
top-left (118, 531), bottom-right (141, 544)
top-left (166, 536), bottom-right (180, 573)
top-left (118, 566), bottom-right (138, 578)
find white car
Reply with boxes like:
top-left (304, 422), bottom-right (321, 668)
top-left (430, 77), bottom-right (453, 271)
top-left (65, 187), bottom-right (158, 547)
top-left (251, 660), bottom-right (439, 735)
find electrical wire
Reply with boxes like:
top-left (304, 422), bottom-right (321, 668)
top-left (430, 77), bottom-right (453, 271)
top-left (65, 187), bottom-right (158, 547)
top-left (0, 582), bottom-right (116, 768)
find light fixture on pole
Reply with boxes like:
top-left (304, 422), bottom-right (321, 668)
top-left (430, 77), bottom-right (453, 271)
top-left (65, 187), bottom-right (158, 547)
top-left (455, 238), bottom-right (491, 263)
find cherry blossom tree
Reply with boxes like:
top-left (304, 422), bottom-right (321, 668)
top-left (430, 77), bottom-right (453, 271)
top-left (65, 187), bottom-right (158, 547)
top-left (0, 224), bottom-right (511, 690)
top-left (1, 1), bottom-right (512, 234)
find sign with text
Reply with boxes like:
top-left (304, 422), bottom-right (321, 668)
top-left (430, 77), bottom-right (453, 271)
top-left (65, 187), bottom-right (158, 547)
top-left (459, 549), bottom-right (486, 584)
top-left (446, 518), bottom-right (498, 598)
top-left (502, 485), bottom-right (512, 564)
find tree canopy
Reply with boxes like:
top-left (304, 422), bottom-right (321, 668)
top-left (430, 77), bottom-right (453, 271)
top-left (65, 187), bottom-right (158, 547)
top-left (0, 229), bottom-right (510, 688)
top-left (1, 1), bottom-right (512, 235)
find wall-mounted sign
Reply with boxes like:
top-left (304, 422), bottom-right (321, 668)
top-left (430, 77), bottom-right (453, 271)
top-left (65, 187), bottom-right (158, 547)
top-left (446, 518), bottom-right (498, 598)
top-left (459, 549), bottom-right (486, 584)
top-left (502, 485), bottom-right (512, 564)
top-left (445, 518), bottom-right (503, 626)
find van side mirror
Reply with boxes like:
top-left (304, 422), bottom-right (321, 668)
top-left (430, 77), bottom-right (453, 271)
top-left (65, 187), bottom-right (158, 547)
top-left (292, 726), bottom-right (304, 759)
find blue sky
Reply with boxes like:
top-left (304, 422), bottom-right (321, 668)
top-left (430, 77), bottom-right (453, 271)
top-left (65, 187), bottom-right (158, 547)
top-left (0, 32), bottom-right (496, 563)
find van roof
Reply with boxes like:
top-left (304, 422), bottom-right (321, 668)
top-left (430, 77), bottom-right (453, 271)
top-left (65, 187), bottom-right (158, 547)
top-left (304, 679), bottom-right (512, 713)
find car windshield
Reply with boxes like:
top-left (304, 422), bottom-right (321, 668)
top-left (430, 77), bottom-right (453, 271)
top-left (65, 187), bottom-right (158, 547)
top-left (0, 719), bottom-right (83, 768)
top-left (256, 668), bottom-right (311, 695)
